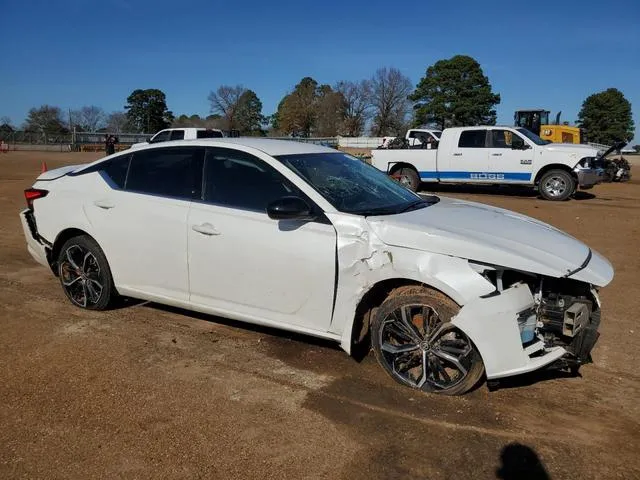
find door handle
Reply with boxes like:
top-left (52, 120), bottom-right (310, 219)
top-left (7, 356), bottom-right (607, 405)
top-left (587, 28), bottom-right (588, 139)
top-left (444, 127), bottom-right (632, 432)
top-left (491, 153), bottom-right (503, 156)
top-left (453, 153), bottom-right (462, 156)
top-left (93, 200), bottom-right (115, 209)
top-left (192, 223), bottom-right (220, 236)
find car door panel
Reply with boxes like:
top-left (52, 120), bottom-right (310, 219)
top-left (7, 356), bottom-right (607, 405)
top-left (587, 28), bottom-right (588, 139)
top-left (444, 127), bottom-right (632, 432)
top-left (188, 205), bottom-right (336, 324)
top-left (187, 147), bottom-right (337, 331)
top-left (439, 129), bottom-right (489, 182)
top-left (86, 190), bottom-right (191, 300)
top-left (84, 147), bottom-right (203, 301)
top-left (486, 129), bottom-right (535, 183)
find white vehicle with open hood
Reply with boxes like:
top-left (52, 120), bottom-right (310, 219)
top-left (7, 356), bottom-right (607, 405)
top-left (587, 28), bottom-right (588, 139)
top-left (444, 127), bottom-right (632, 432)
top-left (371, 126), bottom-right (605, 200)
top-left (20, 138), bottom-right (613, 395)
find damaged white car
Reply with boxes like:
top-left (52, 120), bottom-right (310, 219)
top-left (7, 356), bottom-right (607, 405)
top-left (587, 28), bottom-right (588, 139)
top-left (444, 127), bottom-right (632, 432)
top-left (20, 139), bottom-right (614, 395)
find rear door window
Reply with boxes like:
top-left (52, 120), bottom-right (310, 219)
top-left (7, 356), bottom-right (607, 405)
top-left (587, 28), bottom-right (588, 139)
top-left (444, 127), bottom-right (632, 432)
top-left (170, 130), bottom-right (185, 141)
top-left (197, 129), bottom-right (224, 138)
top-left (126, 147), bottom-right (204, 200)
top-left (458, 130), bottom-right (488, 148)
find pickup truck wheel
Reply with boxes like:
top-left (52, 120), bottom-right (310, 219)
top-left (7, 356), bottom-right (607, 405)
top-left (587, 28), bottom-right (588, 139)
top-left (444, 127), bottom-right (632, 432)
top-left (392, 167), bottom-right (420, 192)
top-left (57, 235), bottom-right (115, 310)
top-left (539, 169), bottom-right (575, 201)
top-left (371, 286), bottom-right (484, 396)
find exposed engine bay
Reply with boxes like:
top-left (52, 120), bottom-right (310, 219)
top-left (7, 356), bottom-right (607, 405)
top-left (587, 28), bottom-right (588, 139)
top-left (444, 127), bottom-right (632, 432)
top-left (482, 268), bottom-right (601, 372)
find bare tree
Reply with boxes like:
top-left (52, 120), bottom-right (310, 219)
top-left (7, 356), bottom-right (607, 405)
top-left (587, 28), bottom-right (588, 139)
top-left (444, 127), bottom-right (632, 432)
top-left (335, 80), bottom-right (372, 136)
top-left (69, 106), bottom-right (106, 131)
top-left (370, 68), bottom-right (412, 136)
top-left (68, 109), bottom-right (83, 129)
top-left (208, 85), bottom-right (247, 130)
top-left (80, 106), bottom-right (106, 132)
top-left (106, 111), bottom-right (129, 133)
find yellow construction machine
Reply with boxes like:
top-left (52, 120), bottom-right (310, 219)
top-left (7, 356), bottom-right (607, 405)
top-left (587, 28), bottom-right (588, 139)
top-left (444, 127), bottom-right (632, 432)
top-left (514, 109), bottom-right (583, 144)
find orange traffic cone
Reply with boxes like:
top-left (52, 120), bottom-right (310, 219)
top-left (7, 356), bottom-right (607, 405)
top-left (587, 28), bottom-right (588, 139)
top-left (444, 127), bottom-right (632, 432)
top-left (41, 161), bottom-right (48, 173)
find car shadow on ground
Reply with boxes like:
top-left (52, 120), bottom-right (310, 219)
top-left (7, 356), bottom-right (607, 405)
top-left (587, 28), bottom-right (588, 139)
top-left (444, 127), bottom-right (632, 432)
top-left (419, 183), bottom-right (597, 201)
top-left (145, 301), bottom-right (344, 352)
top-left (487, 368), bottom-right (578, 392)
top-left (121, 300), bottom-right (583, 392)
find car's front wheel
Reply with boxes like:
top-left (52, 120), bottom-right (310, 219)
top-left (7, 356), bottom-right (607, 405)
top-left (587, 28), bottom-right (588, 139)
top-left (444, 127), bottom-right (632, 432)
top-left (539, 169), bottom-right (575, 201)
top-left (57, 235), bottom-right (115, 310)
top-left (371, 286), bottom-right (484, 395)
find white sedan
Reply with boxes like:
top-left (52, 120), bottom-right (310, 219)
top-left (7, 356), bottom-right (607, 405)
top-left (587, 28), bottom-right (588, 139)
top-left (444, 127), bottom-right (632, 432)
top-left (20, 138), bottom-right (613, 395)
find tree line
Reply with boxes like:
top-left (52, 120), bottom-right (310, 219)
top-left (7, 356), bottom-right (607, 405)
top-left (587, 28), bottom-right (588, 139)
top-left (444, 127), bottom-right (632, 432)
top-left (0, 55), bottom-right (634, 146)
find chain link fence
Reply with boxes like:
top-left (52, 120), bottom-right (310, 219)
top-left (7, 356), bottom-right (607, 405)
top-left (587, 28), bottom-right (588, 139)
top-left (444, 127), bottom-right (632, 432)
top-left (0, 130), bottom-right (337, 151)
top-left (0, 130), bottom-right (153, 152)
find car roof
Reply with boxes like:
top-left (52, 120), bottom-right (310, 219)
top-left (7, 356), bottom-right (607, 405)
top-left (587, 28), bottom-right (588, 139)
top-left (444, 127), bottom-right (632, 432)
top-left (153, 137), bottom-right (338, 156)
top-left (170, 127), bottom-right (222, 131)
top-left (78, 138), bottom-right (339, 173)
top-left (74, 138), bottom-right (336, 175)
top-left (446, 125), bottom-right (521, 131)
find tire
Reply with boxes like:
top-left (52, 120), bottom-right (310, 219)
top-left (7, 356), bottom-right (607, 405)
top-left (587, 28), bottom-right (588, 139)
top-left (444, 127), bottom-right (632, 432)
top-left (57, 235), bottom-right (115, 310)
top-left (392, 167), bottom-right (420, 192)
top-left (371, 286), bottom-right (484, 396)
top-left (539, 169), bottom-right (575, 201)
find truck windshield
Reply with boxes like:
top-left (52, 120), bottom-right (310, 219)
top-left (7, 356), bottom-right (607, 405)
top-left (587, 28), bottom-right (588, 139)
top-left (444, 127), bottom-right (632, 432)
top-left (276, 152), bottom-right (438, 215)
top-left (516, 128), bottom-right (548, 145)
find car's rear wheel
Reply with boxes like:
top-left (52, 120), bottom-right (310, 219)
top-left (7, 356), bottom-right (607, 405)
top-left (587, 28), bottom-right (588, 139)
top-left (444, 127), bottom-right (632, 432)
top-left (57, 235), bottom-right (115, 310)
top-left (371, 286), bottom-right (484, 395)
top-left (391, 167), bottom-right (420, 192)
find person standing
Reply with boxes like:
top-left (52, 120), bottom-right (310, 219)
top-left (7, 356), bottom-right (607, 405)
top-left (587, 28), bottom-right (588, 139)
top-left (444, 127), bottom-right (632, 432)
top-left (105, 134), bottom-right (116, 155)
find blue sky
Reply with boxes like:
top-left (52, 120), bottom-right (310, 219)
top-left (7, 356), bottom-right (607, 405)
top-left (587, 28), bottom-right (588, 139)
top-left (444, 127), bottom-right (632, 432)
top-left (1, 0), bottom-right (638, 142)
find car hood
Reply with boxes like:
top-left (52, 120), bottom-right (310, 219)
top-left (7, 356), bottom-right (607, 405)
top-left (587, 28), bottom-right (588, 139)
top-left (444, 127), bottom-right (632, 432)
top-left (542, 143), bottom-right (599, 156)
top-left (366, 196), bottom-right (613, 286)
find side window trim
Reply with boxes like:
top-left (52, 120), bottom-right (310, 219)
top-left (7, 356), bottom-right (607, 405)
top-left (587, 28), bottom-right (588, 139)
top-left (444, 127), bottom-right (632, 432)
top-left (124, 146), bottom-right (205, 201)
top-left (150, 129), bottom-right (171, 144)
top-left (201, 146), bottom-right (293, 213)
top-left (71, 153), bottom-right (131, 189)
top-left (170, 129), bottom-right (185, 141)
top-left (458, 130), bottom-right (489, 148)
top-left (490, 129), bottom-right (508, 149)
top-left (490, 129), bottom-right (525, 149)
top-left (200, 147), bottom-right (328, 221)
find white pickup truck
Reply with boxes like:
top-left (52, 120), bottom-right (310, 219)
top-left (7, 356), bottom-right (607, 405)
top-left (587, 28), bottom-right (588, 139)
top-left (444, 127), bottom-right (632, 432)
top-left (131, 127), bottom-right (225, 149)
top-left (380, 128), bottom-right (442, 148)
top-left (371, 126), bottom-right (604, 201)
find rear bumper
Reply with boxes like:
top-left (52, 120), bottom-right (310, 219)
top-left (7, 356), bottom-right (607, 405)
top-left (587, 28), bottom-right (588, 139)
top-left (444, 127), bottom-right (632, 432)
top-left (20, 209), bottom-right (49, 268)
top-left (575, 167), bottom-right (604, 188)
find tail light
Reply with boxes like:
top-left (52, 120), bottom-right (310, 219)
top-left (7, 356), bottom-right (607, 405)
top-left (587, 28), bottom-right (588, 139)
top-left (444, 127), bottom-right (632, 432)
top-left (24, 188), bottom-right (48, 210)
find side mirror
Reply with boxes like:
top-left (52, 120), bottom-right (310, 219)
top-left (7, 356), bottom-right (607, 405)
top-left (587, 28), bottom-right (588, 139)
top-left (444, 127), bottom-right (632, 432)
top-left (512, 142), bottom-right (530, 150)
top-left (267, 196), bottom-right (316, 221)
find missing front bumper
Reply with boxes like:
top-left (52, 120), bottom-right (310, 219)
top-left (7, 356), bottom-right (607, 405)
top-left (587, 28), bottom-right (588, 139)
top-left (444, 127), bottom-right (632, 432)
top-left (451, 283), bottom-right (568, 380)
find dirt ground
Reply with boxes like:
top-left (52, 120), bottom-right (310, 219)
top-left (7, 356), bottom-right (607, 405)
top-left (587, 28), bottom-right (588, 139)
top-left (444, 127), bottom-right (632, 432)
top-left (1, 151), bottom-right (639, 479)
